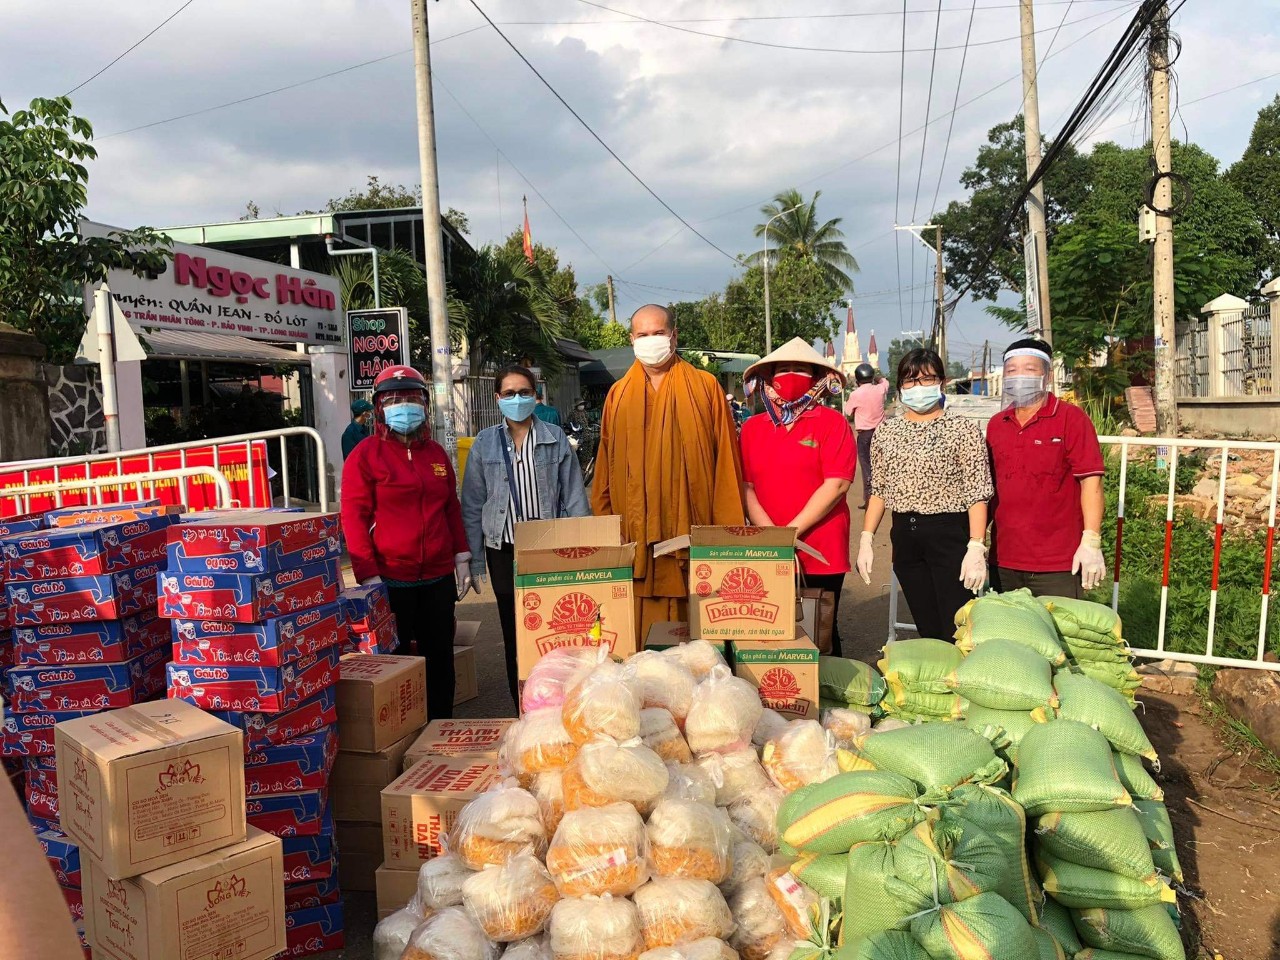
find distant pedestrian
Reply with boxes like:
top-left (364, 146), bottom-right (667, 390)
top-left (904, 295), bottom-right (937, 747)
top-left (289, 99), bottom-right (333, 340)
top-left (534, 389), bottom-right (562, 428)
top-left (842, 362), bottom-right (890, 508)
top-left (341, 398), bottom-right (373, 459)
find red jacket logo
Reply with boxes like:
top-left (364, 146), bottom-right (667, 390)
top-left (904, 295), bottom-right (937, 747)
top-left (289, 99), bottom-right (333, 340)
top-left (718, 566), bottom-right (768, 602)
top-left (759, 667), bottom-right (801, 700)
top-left (157, 760), bottom-right (204, 791)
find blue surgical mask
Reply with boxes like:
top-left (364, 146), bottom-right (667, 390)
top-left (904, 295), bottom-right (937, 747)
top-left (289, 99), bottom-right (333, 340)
top-left (900, 384), bottom-right (943, 413)
top-left (383, 402), bottom-right (427, 434)
top-left (498, 395), bottom-right (537, 423)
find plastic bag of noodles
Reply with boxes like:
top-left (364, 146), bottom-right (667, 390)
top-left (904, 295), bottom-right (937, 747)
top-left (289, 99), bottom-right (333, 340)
top-left (909, 891), bottom-right (1038, 960)
top-left (953, 589), bottom-right (1066, 665)
top-left (1073, 905), bottom-right (1186, 960)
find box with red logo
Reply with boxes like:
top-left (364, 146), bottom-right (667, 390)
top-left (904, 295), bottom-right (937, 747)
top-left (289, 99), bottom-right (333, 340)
top-left (2, 709), bottom-right (96, 757)
top-left (10, 644), bottom-right (170, 712)
top-left (156, 560), bottom-right (340, 623)
top-left (14, 610), bottom-right (170, 665)
top-left (1, 515), bottom-right (175, 581)
top-left (281, 808), bottom-right (336, 883)
top-left (166, 511), bottom-right (341, 574)
top-left (336, 653), bottom-right (427, 753)
top-left (380, 757), bottom-right (505, 868)
top-left (731, 633), bottom-right (820, 720)
top-left (166, 644), bottom-right (340, 713)
top-left (280, 901), bottom-right (344, 958)
top-left (246, 789), bottom-right (328, 837)
top-left (343, 612), bottom-right (398, 655)
top-left (27, 775), bottom-right (60, 820)
top-left (0, 510), bottom-right (47, 537)
top-left (54, 698), bottom-right (246, 879)
top-left (244, 725), bottom-right (337, 796)
top-left (0, 627), bottom-right (12, 668)
top-left (513, 516), bottom-right (637, 681)
top-left (402, 718), bottom-right (515, 767)
top-left (26, 758), bottom-right (59, 795)
top-left (171, 600), bottom-right (344, 666)
top-left (656, 526), bottom-right (814, 641)
top-left (214, 686), bottom-right (338, 753)
top-left (283, 874), bottom-right (340, 912)
top-left (6, 562), bottom-right (163, 626)
top-left (643, 621), bottom-right (728, 659)
top-left (44, 499), bottom-right (173, 526)
top-left (81, 825), bottom-right (285, 960)
top-left (38, 828), bottom-right (82, 887)
top-left (63, 881), bottom-right (84, 921)
top-left (339, 582), bottom-right (392, 633)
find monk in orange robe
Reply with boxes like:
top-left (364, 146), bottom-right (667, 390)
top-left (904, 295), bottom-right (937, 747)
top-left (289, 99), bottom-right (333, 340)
top-left (592, 303), bottom-right (746, 640)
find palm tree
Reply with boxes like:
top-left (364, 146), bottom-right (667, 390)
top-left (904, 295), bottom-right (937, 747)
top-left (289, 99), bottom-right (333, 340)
top-left (448, 245), bottom-right (563, 375)
top-left (746, 188), bottom-right (860, 293)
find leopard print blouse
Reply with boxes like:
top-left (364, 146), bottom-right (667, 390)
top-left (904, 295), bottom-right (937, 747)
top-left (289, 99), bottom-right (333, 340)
top-left (869, 411), bottom-right (994, 514)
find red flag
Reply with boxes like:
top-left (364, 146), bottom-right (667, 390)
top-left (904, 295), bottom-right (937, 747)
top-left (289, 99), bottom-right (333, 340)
top-left (521, 197), bottom-right (534, 265)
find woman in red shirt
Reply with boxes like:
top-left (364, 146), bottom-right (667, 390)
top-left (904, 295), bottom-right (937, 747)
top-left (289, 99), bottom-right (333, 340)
top-left (739, 338), bottom-right (856, 655)
top-left (341, 364), bottom-right (471, 719)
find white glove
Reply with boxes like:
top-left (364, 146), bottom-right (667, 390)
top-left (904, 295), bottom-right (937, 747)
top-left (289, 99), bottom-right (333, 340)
top-left (360, 575), bottom-right (383, 586)
top-left (1072, 531), bottom-right (1107, 591)
top-left (454, 552), bottom-right (475, 597)
top-left (855, 531), bottom-right (875, 585)
top-left (959, 539), bottom-right (988, 594)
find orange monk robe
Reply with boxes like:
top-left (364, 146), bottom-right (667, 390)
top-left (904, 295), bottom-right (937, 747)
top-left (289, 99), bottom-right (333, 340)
top-left (592, 357), bottom-right (746, 640)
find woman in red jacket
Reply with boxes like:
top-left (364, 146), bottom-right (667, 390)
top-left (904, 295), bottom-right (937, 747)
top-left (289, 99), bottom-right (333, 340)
top-left (341, 364), bottom-right (471, 719)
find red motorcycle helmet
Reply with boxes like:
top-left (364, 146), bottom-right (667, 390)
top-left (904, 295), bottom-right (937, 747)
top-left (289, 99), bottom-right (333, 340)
top-left (372, 365), bottom-right (429, 396)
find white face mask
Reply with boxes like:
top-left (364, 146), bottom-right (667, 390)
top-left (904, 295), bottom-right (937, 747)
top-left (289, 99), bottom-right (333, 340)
top-left (633, 333), bottom-right (674, 368)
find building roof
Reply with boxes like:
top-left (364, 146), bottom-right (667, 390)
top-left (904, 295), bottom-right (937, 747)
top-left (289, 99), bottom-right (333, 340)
top-left (136, 328), bottom-right (311, 366)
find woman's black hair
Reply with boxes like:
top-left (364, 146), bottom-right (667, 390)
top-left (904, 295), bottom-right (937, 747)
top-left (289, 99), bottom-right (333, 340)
top-left (493, 363), bottom-right (536, 395)
top-left (895, 347), bottom-right (946, 389)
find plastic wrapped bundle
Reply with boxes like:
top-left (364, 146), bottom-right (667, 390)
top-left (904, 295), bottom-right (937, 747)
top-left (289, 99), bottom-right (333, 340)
top-left (763, 865), bottom-right (819, 938)
top-left (778, 771), bottom-right (926, 855)
top-left (374, 907), bottom-right (422, 960)
top-left (1053, 672), bottom-right (1158, 763)
top-left (685, 666), bottom-right (764, 756)
top-left (400, 907), bottom-right (501, 960)
top-left (461, 851), bottom-right (561, 942)
top-left (640, 708), bottom-right (693, 764)
top-left (818, 655), bottom-right (887, 709)
top-left (760, 720), bottom-right (838, 792)
top-left (633, 878), bottom-right (735, 949)
top-left (727, 783), bottom-right (784, 853)
top-left (909, 891), bottom-right (1038, 960)
top-left (1034, 808), bottom-right (1157, 880)
top-left (523, 648), bottom-right (599, 714)
top-left (637, 939), bottom-right (737, 960)
top-left (696, 748), bottom-right (771, 808)
top-left (664, 640), bottom-right (728, 682)
top-left (562, 737), bottom-right (669, 811)
top-left (726, 877), bottom-right (789, 960)
top-left (646, 798), bottom-right (733, 883)
top-left (953, 589), bottom-right (1067, 665)
top-left (821, 706), bottom-right (872, 743)
top-left (624, 651), bottom-right (696, 722)
top-left (1012, 721), bottom-right (1132, 816)
top-left (718, 836), bottom-right (770, 897)
top-left (946, 638), bottom-right (1058, 711)
top-left (752, 708), bottom-right (792, 750)
top-left (418, 853), bottom-right (472, 911)
top-left (1134, 799), bottom-right (1182, 883)
top-left (547, 803), bottom-right (649, 897)
top-left (504, 937), bottom-right (554, 960)
top-left (842, 723), bottom-right (1006, 792)
top-left (664, 761), bottom-right (718, 806)
top-left (563, 661), bottom-right (642, 745)
top-left (452, 781), bottom-right (547, 869)
top-left (533, 770), bottom-right (566, 836)
top-left (1073, 905), bottom-right (1186, 960)
top-left (504, 709), bottom-right (579, 776)
top-left (549, 895), bottom-right (645, 960)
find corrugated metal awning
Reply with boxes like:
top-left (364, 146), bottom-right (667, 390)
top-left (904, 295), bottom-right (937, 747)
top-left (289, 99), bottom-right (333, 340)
top-left (138, 328), bottom-right (312, 366)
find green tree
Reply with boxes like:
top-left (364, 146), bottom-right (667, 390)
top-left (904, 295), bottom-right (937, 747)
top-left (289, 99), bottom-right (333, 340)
top-left (721, 255), bottom-right (841, 355)
top-left (746, 188), bottom-right (860, 293)
top-left (326, 175), bottom-right (420, 212)
top-left (448, 245), bottom-right (563, 375)
top-left (1226, 94), bottom-right (1280, 279)
top-left (0, 96), bottom-right (170, 363)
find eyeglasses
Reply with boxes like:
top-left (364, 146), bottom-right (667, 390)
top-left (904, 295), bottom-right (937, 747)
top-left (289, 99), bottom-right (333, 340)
top-left (901, 376), bottom-right (942, 388)
top-left (498, 388), bottom-right (535, 399)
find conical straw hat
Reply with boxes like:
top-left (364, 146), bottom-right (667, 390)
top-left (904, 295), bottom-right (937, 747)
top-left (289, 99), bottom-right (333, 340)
top-left (743, 336), bottom-right (845, 385)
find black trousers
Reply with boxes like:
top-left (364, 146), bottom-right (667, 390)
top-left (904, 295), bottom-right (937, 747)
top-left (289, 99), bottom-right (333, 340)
top-left (487, 544), bottom-right (520, 710)
top-left (995, 567), bottom-right (1082, 599)
top-left (386, 578), bottom-right (457, 721)
top-left (855, 429), bottom-right (876, 501)
top-left (891, 511), bottom-right (972, 642)
top-left (803, 572), bottom-right (846, 658)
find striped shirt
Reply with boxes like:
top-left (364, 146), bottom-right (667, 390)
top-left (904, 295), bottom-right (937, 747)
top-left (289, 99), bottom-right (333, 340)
top-left (502, 425), bottom-right (541, 543)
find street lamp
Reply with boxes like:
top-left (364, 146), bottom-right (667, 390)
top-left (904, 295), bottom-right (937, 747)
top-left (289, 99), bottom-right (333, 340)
top-left (761, 203), bottom-right (802, 354)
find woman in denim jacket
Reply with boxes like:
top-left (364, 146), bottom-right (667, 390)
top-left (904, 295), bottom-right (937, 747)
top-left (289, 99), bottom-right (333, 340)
top-left (460, 363), bottom-right (591, 705)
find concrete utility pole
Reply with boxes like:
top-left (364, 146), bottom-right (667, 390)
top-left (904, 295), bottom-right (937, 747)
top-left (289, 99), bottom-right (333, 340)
top-left (410, 0), bottom-right (457, 467)
top-left (1149, 2), bottom-right (1178, 435)
top-left (606, 275), bottom-right (618, 325)
top-left (933, 225), bottom-right (947, 368)
top-left (1019, 0), bottom-right (1053, 345)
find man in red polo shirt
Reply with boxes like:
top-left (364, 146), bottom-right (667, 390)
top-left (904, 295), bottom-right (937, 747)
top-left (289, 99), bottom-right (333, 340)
top-left (987, 338), bottom-right (1106, 598)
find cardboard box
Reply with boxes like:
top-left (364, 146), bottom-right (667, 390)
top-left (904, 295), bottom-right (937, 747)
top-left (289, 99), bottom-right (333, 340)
top-left (246, 788), bottom-right (328, 837)
top-left (339, 582), bottom-right (392, 633)
top-left (454, 645), bottom-right (477, 704)
top-left (0, 510), bottom-right (48, 537)
top-left (2, 708), bottom-right (98, 758)
top-left (732, 634), bottom-right (820, 720)
top-left (14, 610), bottom-right (170, 666)
top-left (171, 600), bottom-right (344, 667)
top-left (656, 526), bottom-right (816, 641)
top-left (283, 874), bottom-right (340, 912)
top-left (54, 699), bottom-right (246, 879)
top-left (156, 561), bottom-right (341, 623)
top-left (82, 826), bottom-right (286, 960)
top-left (166, 511), bottom-right (341, 574)
top-left (244, 725), bottom-right (338, 796)
top-left (44, 501), bottom-right (177, 527)
top-left (6, 562), bottom-right (162, 626)
top-left (213, 686), bottom-right (337, 753)
top-left (10, 644), bottom-right (170, 712)
top-left (166, 644), bottom-right (340, 713)
top-left (331, 727), bottom-right (421, 822)
top-left (335, 821), bottom-right (382, 891)
top-left (336, 654), bottom-right (427, 753)
top-left (343, 612), bottom-right (398, 656)
top-left (27, 775), bottom-right (59, 820)
top-left (380, 757), bottom-right (504, 868)
top-left (281, 809), bottom-right (335, 883)
top-left (37, 828), bottom-right (82, 887)
top-left (280, 902), bottom-right (344, 958)
top-left (404, 718), bottom-right (514, 768)
top-left (514, 515), bottom-right (637, 680)
top-left (376, 864), bottom-right (419, 919)
top-left (642, 622), bottom-right (728, 660)
top-left (0, 515), bottom-right (175, 580)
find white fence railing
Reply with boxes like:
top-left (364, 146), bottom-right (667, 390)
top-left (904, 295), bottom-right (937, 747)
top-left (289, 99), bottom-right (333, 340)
top-left (1, 468), bottom-right (235, 514)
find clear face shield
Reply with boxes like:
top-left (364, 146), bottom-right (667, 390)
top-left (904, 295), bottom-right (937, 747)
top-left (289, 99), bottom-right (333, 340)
top-left (1001, 351), bottom-right (1051, 410)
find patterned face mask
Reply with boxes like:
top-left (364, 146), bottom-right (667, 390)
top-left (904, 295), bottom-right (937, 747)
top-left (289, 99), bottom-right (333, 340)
top-left (748, 371), bottom-right (843, 427)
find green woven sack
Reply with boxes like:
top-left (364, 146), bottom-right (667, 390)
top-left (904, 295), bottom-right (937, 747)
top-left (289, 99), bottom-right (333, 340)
top-left (836, 931), bottom-right (930, 960)
top-left (945, 784), bottom-right (1040, 925)
top-left (853, 724), bottom-right (1007, 792)
top-left (841, 841), bottom-right (931, 944)
top-left (1054, 672), bottom-right (1158, 763)
top-left (1040, 596), bottom-right (1123, 641)
top-left (1035, 809), bottom-right (1158, 880)
top-left (881, 693), bottom-right (964, 722)
top-left (1133, 800), bottom-right (1183, 884)
top-left (1074, 905), bottom-right (1185, 960)
top-left (1013, 721), bottom-right (1132, 816)
top-left (1033, 928), bottom-right (1067, 960)
top-left (791, 853), bottom-right (848, 903)
top-left (948, 638), bottom-right (1058, 711)
top-left (910, 891), bottom-right (1038, 960)
top-left (1060, 634), bottom-right (1134, 664)
top-left (820, 656), bottom-right (888, 708)
top-left (1076, 951), bottom-right (1161, 960)
top-left (1113, 752), bottom-right (1164, 802)
top-left (778, 770), bottom-right (927, 855)
top-left (962, 703), bottom-right (1039, 764)
top-left (1037, 851), bottom-right (1176, 910)
top-left (880, 639), bottom-right (965, 699)
top-left (1040, 898), bottom-right (1083, 955)
top-left (893, 815), bottom-right (1011, 906)
top-left (1076, 660), bottom-right (1143, 703)
top-left (955, 590), bottom-right (1067, 666)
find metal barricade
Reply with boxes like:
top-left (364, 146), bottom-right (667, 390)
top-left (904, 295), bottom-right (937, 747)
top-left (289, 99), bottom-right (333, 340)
top-left (1, 468), bottom-right (235, 515)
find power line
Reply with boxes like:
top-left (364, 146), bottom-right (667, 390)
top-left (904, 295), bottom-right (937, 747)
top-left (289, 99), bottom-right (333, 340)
top-left (910, 0), bottom-right (947, 221)
top-left (65, 0), bottom-right (198, 97)
top-left (927, 0), bottom-right (979, 219)
top-left (505, 1), bottom-right (1131, 25)
top-left (467, 0), bottom-right (738, 264)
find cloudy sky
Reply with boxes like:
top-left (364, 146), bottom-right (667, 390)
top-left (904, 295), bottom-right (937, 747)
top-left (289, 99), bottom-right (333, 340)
top-left (5, 0), bottom-right (1279, 369)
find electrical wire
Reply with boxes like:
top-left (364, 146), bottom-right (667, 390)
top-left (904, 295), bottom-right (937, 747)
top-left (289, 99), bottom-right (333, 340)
top-left (927, 0), bottom-right (979, 218)
top-left (467, 0), bottom-right (738, 265)
top-left (65, 0), bottom-right (198, 97)
top-left (911, 0), bottom-right (946, 221)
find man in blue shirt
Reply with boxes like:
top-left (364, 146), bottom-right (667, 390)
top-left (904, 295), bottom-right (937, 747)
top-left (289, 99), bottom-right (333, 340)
top-left (534, 388), bottom-right (561, 427)
top-left (342, 398), bottom-right (373, 459)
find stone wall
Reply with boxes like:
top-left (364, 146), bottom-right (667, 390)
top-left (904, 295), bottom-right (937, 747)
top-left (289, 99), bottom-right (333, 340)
top-left (0, 324), bottom-right (51, 461)
top-left (43, 363), bottom-right (106, 457)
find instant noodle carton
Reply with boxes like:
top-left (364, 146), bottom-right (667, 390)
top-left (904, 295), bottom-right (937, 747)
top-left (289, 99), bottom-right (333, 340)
top-left (166, 644), bottom-right (341, 713)
top-left (156, 560), bottom-right (341, 623)
top-left (331, 727), bottom-right (422, 822)
top-left (642, 620), bottom-right (729, 658)
top-left (9, 645), bottom-right (169, 712)
top-left (6, 562), bottom-right (163, 626)
top-left (513, 515), bottom-right (637, 680)
top-left (3, 709), bottom-right (97, 758)
top-left (171, 600), bottom-right (344, 666)
top-left (44, 500), bottom-right (177, 526)
top-left (1, 516), bottom-right (175, 580)
top-left (454, 644), bottom-right (477, 704)
top-left (280, 902), bottom-right (345, 958)
top-left (166, 511), bottom-right (341, 574)
top-left (38, 828), bottom-right (82, 887)
top-left (246, 789), bottom-right (328, 836)
top-left (343, 612), bottom-right (398, 656)
top-left (281, 808), bottom-right (336, 882)
top-left (338, 581), bottom-right (392, 633)
top-left (731, 633), bottom-right (820, 720)
top-left (403, 718), bottom-right (515, 766)
top-left (54, 698), bottom-right (246, 879)
top-left (335, 654), bottom-right (427, 753)
top-left (380, 757), bottom-right (504, 868)
top-left (283, 875), bottom-right (340, 912)
top-left (0, 510), bottom-right (48, 537)
top-left (244, 725), bottom-right (338, 796)
top-left (213, 686), bottom-right (338, 752)
top-left (14, 610), bottom-right (171, 665)
top-left (655, 526), bottom-right (819, 641)
top-left (81, 825), bottom-right (285, 960)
